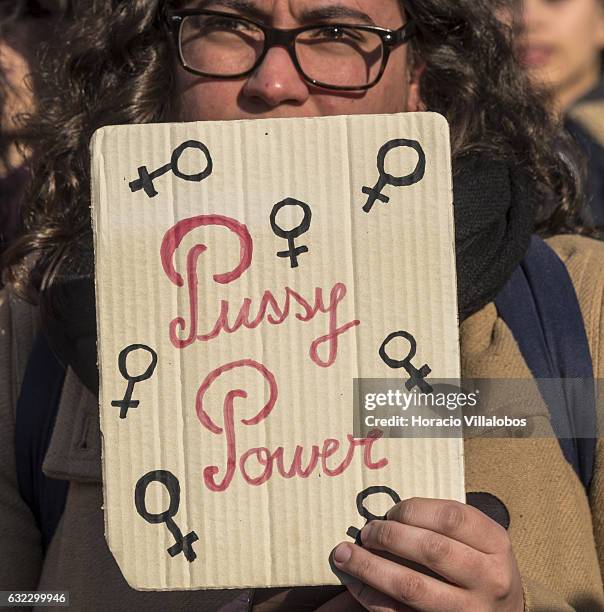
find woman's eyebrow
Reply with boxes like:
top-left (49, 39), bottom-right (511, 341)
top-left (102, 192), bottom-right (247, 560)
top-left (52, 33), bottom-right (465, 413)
top-left (194, 0), bottom-right (268, 22)
top-left (192, 1), bottom-right (376, 25)
top-left (299, 6), bottom-right (376, 25)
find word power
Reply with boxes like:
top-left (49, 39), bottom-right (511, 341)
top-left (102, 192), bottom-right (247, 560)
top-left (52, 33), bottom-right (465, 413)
top-left (362, 139), bottom-right (426, 213)
top-left (379, 331), bottom-right (433, 394)
top-left (111, 344), bottom-right (158, 419)
top-left (270, 197), bottom-right (313, 268)
top-left (135, 470), bottom-right (199, 562)
top-left (346, 486), bottom-right (401, 545)
top-left (129, 140), bottom-right (213, 198)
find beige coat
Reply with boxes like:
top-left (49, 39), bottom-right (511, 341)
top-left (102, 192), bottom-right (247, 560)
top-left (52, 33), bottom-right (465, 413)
top-left (570, 98), bottom-right (604, 149)
top-left (1, 234), bottom-right (604, 611)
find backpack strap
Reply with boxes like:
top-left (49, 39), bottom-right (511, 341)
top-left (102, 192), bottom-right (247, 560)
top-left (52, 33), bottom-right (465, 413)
top-left (495, 236), bottom-right (596, 491)
top-left (15, 331), bottom-right (69, 552)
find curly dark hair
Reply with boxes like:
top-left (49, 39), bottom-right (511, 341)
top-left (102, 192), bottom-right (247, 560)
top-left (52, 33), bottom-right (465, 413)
top-left (1, 0), bottom-right (587, 301)
top-left (0, 0), bottom-right (68, 165)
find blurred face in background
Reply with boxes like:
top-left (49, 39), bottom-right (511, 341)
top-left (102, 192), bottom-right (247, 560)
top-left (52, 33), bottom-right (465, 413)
top-left (513, 0), bottom-right (604, 112)
top-left (0, 1), bottom-right (65, 177)
top-left (0, 22), bottom-right (35, 175)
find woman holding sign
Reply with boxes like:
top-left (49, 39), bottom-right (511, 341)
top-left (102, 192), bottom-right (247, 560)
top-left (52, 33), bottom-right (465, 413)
top-left (1, 0), bottom-right (603, 610)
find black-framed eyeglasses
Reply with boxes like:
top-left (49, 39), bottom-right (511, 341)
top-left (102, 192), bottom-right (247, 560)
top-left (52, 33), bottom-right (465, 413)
top-left (166, 9), bottom-right (416, 91)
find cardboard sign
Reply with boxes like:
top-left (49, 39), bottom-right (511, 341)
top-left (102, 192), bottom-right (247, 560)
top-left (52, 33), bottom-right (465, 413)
top-left (90, 112), bottom-right (464, 590)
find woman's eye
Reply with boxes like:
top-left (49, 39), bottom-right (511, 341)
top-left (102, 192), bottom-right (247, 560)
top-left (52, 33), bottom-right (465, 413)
top-left (203, 17), bottom-right (250, 31)
top-left (314, 26), bottom-right (362, 41)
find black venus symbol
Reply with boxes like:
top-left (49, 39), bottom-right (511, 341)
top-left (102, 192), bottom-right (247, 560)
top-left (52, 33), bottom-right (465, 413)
top-left (270, 197), bottom-right (313, 269)
top-left (379, 331), bottom-right (433, 394)
top-left (135, 470), bottom-right (199, 563)
top-left (129, 140), bottom-right (213, 198)
top-left (362, 138), bottom-right (426, 213)
top-left (111, 344), bottom-right (158, 419)
top-left (346, 486), bottom-right (402, 545)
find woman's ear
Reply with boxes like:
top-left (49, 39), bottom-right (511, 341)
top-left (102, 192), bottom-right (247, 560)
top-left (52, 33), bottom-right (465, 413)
top-left (405, 59), bottom-right (426, 112)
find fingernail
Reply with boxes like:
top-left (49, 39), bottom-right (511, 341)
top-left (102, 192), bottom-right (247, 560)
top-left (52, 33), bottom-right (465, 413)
top-left (334, 543), bottom-right (352, 565)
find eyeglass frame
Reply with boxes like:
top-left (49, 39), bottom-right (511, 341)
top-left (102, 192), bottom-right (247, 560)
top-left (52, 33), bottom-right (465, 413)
top-left (165, 8), bottom-right (417, 92)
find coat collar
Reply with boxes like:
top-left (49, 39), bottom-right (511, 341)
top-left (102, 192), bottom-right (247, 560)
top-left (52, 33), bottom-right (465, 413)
top-left (42, 368), bottom-right (102, 483)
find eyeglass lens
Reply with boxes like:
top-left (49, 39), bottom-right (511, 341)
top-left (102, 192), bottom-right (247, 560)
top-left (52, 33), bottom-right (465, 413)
top-left (180, 14), bottom-right (385, 88)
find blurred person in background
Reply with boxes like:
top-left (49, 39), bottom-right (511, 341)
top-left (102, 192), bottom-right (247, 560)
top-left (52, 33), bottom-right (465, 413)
top-left (511, 0), bottom-right (604, 225)
top-left (0, 0), bottom-right (67, 261)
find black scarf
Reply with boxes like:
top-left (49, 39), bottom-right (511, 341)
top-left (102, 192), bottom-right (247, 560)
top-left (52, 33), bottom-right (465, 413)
top-left (453, 155), bottom-right (536, 322)
top-left (43, 155), bottom-right (536, 395)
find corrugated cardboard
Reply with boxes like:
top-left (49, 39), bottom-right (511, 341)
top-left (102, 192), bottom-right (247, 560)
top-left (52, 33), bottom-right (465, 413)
top-left (90, 112), bottom-right (463, 590)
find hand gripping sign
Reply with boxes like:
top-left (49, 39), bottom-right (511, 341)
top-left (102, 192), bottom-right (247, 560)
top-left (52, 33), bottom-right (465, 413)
top-left (91, 112), bottom-right (463, 590)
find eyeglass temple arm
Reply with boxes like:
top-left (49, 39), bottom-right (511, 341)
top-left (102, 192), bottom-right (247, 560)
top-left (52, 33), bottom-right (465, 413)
top-left (390, 20), bottom-right (416, 46)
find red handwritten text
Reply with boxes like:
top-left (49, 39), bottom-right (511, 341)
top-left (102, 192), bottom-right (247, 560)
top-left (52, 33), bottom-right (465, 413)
top-left (160, 215), bottom-right (360, 367)
top-left (196, 360), bottom-right (388, 492)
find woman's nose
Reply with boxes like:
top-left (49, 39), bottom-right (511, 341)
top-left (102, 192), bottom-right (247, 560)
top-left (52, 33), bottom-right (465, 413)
top-left (242, 46), bottom-right (310, 108)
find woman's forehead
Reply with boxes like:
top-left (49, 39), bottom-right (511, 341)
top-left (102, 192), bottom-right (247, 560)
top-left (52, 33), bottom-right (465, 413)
top-left (184, 0), bottom-right (405, 25)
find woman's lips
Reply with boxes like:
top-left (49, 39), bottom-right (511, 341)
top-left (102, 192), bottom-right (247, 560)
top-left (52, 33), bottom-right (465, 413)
top-left (517, 44), bottom-right (554, 68)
